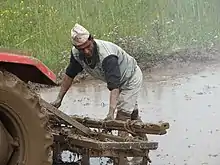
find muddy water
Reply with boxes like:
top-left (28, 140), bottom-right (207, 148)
top-left (40, 63), bottom-right (220, 165)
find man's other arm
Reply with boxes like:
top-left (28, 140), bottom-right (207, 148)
top-left (102, 55), bottom-right (121, 120)
top-left (51, 50), bottom-right (83, 108)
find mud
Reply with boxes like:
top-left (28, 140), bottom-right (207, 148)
top-left (40, 59), bottom-right (220, 164)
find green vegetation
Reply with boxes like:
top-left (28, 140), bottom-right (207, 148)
top-left (1, 0), bottom-right (220, 73)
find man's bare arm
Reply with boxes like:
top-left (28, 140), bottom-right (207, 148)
top-left (57, 74), bottom-right (73, 101)
top-left (51, 49), bottom-right (83, 108)
top-left (102, 55), bottom-right (121, 120)
top-left (108, 88), bottom-right (120, 117)
top-left (51, 74), bottom-right (73, 108)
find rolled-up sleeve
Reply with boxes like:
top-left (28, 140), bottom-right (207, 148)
top-left (65, 50), bottom-right (83, 78)
top-left (102, 55), bottom-right (121, 91)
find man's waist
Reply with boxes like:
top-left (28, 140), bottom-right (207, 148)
top-left (119, 65), bottom-right (138, 87)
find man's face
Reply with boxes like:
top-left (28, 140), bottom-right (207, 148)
top-left (75, 39), bottom-right (94, 57)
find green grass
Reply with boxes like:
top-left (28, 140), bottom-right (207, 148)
top-left (1, 0), bottom-right (220, 73)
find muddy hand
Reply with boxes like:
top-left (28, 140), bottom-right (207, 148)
top-left (104, 112), bottom-right (114, 121)
top-left (50, 98), bottom-right (62, 108)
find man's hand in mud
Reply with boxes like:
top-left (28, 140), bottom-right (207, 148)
top-left (103, 112), bottom-right (114, 133)
top-left (50, 74), bottom-right (73, 109)
top-left (104, 88), bottom-right (119, 121)
top-left (104, 111), bottom-right (114, 121)
top-left (50, 98), bottom-right (62, 108)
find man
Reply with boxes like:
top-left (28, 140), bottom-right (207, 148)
top-left (51, 23), bottom-right (144, 126)
top-left (51, 23), bottom-right (147, 164)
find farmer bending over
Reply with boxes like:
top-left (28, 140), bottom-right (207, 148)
top-left (51, 23), bottom-right (144, 125)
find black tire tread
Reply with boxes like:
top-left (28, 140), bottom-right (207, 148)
top-left (0, 71), bottom-right (53, 165)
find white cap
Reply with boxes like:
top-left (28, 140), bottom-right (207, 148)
top-left (71, 23), bottom-right (90, 46)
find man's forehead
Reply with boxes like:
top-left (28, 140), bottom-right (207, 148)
top-left (76, 40), bottom-right (91, 49)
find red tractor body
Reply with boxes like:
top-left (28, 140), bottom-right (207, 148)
top-left (0, 51), bottom-right (57, 85)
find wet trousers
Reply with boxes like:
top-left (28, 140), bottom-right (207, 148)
top-left (115, 65), bottom-right (147, 139)
top-left (115, 65), bottom-right (148, 164)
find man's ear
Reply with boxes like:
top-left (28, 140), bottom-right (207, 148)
top-left (89, 34), bottom-right (94, 41)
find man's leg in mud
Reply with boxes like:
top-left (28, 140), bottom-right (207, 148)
top-left (114, 90), bottom-right (139, 165)
top-left (118, 102), bottom-right (149, 163)
top-left (115, 66), bottom-right (149, 164)
top-left (115, 66), bottom-right (146, 139)
top-left (131, 102), bottom-right (148, 141)
top-left (115, 85), bottom-right (141, 138)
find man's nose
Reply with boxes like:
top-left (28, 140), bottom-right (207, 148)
top-left (84, 48), bottom-right (90, 54)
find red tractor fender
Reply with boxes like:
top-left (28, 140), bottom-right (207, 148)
top-left (0, 52), bottom-right (57, 86)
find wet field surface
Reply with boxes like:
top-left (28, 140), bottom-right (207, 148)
top-left (41, 62), bottom-right (220, 165)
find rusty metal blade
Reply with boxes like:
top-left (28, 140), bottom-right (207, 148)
top-left (40, 99), bottom-right (91, 136)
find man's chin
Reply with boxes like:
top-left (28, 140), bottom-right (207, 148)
top-left (85, 54), bottom-right (92, 58)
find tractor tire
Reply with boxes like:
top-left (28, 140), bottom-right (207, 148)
top-left (0, 71), bottom-right (53, 165)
